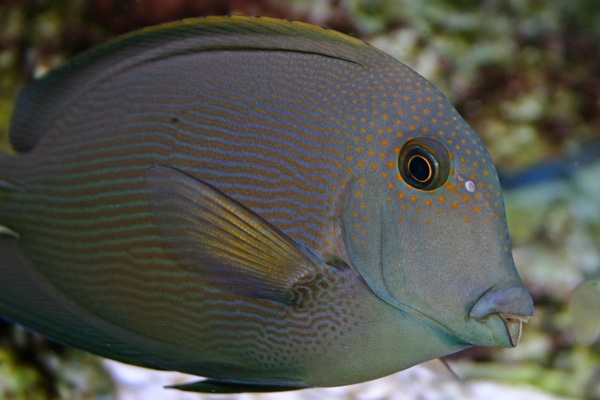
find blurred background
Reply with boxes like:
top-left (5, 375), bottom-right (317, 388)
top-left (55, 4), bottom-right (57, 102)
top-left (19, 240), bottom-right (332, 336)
top-left (0, 0), bottom-right (599, 399)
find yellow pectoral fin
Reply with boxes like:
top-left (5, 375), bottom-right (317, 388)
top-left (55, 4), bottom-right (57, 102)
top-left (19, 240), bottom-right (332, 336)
top-left (145, 165), bottom-right (321, 305)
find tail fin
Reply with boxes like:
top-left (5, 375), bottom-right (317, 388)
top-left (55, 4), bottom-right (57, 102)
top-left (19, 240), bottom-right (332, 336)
top-left (0, 153), bottom-right (18, 223)
top-left (0, 150), bottom-right (16, 193)
top-left (0, 226), bottom-right (18, 238)
top-left (0, 150), bottom-right (21, 238)
top-left (0, 179), bottom-right (19, 193)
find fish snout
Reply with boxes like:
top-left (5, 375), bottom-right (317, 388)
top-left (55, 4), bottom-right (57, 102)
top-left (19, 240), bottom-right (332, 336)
top-left (470, 285), bottom-right (534, 347)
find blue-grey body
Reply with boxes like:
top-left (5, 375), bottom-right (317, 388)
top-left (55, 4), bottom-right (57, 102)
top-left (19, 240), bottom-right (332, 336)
top-left (0, 16), bottom-right (533, 392)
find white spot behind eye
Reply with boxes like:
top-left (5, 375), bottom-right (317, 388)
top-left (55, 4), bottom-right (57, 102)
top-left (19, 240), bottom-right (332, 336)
top-left (465, 180), bottom-right (476, 192)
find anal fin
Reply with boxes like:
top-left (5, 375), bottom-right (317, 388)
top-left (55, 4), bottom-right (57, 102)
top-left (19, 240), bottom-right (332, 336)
top-left (0, 237), bottom-right (197, 369)
top-left (168, 379), bottom-right (306, 393)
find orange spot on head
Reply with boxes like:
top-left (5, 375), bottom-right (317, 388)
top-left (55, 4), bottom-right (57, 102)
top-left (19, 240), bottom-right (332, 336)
top-left (461, 194), bottom-right (469, 203)
top-left (410, 195), bottom-right (418, 203)
top-left (387, 183), bottom-right (394, 190)
top-left (357, 160), bottom-right (365, 168)
top-left (444, 182), bottom-right (457, 193)
top-left (425, 199), bottom-right (432, 207)
top-left (438, 195), bottom-right (446, 203)
top-left (387, 161), bottom-right (395, 169)
top-left (464, 216), bottom-right (471, 223)
top-left (472, 206), bottom-right (480, 213)
top-left (451, 201), bottom-right (459, 209)
top-left (397, 192), bottom-right (405, 200)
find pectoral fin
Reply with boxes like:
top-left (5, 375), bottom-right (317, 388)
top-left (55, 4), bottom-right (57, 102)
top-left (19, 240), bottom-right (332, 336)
top-left (145, 165), bottom-right (321, 306)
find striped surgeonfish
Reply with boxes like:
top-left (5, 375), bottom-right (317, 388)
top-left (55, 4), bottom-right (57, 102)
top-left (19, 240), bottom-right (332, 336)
top-left (0, 16), bottom-right (533, 393)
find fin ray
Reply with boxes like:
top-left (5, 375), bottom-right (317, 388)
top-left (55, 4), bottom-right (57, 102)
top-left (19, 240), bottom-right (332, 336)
top-left (145, 165), bottom-right (321, 305)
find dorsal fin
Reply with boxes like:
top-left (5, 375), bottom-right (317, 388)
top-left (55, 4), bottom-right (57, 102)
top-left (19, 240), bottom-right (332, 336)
top-left (9, 16), bottom-right (381, 152)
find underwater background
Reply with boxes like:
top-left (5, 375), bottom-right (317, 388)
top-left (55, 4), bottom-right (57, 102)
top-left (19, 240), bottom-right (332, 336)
top-left (0, 0), bottom-right (598, 399)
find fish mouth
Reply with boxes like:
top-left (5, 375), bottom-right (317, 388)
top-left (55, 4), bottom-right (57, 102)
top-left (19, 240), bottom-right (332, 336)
top-left (498, 313), bottom-right (531, 346)
top-left (469, 284), bottom-right (534, 347)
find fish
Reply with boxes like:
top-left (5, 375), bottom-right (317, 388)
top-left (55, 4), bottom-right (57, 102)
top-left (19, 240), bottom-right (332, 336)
top-left (570, 281), bottom-right (600, 346)
top-left (0, 15), bottom-right (534, 393)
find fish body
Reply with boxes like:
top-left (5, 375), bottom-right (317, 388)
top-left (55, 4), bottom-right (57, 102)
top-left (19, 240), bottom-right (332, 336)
top-left (0, 16), bottom-right (533, 392)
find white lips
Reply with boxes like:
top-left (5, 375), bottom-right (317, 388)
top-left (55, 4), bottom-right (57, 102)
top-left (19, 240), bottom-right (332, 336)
top-left (498, 313), bottom-right (531, 346)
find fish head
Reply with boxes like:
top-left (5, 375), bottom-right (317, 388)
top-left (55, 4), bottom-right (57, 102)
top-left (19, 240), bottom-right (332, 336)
top-left (336, 75), bottom-right (533, 348)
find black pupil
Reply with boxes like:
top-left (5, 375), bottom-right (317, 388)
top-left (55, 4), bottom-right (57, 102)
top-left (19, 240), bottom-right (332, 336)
top-left (408, 154), bottom-right (431, 182)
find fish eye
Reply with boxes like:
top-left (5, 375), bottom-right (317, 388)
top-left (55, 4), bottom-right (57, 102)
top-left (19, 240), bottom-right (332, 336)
top-left (398, 138), bottom-right (450, 190)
